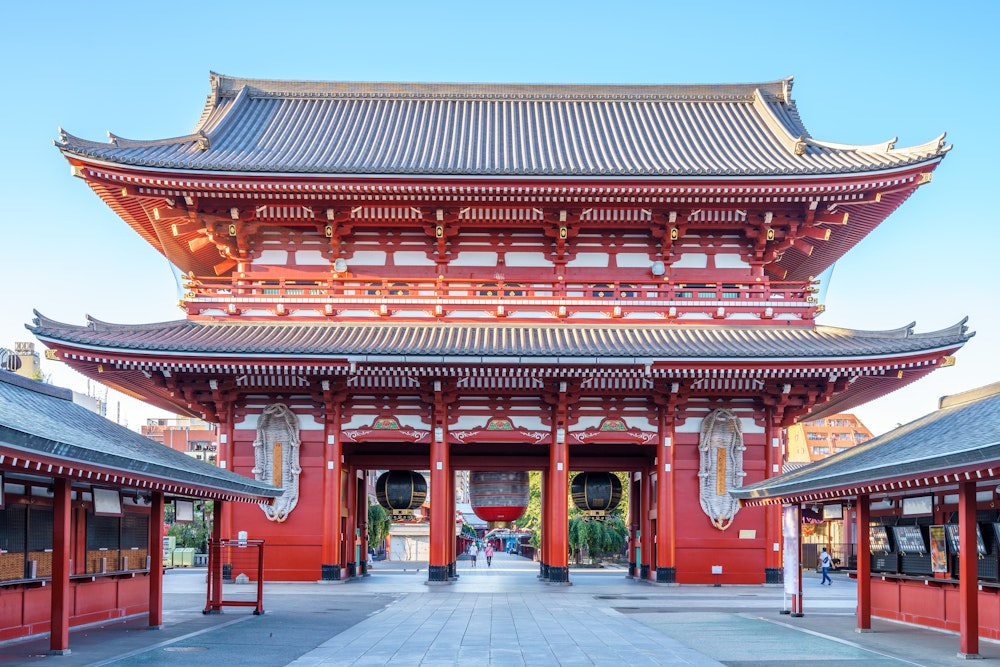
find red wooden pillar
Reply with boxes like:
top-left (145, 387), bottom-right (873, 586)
top-left (627, 473), bottom-right (639, 578)
top-left (345, 467), bottom-right (358, 577)
top-left (958, 481), bottom-right (980, 657)
top-left (447, 469), bottom-right (457, 578)
top-left (764, 417), bottom-right (783, 579)
top-left (856, 494), bottom-right (871, 632)
top-left (321, 390), bottom-right (343, 580)
top-left (49, 477), bottom-right (72, 655)
top-left (654, 410), bottom-right (674, 583)
top-left (538, 469), bottom-right (548, 579)
top-left (428, 381), bottom-right (451, 583)
top-left (217, 404), bottom-right (235, 541)
top-left (207, 500), bottom-right (224, 612)
top-left (548, 389), bottom-right (570, 584)
top-left (148, 491), bottom-right (165, 629)
top-left (358, 469), bottom-right (369, 576)
top-left (640, 467), bottom-right (653, 580)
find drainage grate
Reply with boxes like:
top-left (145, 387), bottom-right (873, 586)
top-left (595, 595), bottom-right (650, 600)
top-left (164, 646), bottom-right (209, 652)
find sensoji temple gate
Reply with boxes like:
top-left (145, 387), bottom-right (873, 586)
top-left (33, 74), bottom-right (972, 585)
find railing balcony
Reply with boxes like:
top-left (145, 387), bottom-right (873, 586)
top-left (180, 275), bottom-right (821, 322)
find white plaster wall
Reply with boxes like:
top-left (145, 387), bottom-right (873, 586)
top-left (393, 251), bottom-right (436, 266)
top-left (671, 253), bottom-right (708, 268)
top-left (615, 253), bottom-right (654, 268)
top-left (566, 253), bottom-right (609, 268)
top-left (503, 252), bottom-right (549, 267)
top-left (450, 251), bottom-right (499, 266)
top-left (714, 253), bottom-right (751, 269)
top-left (348, 251), bottom-right (387, 265)
top-left (294, 250), bottom-right (329, 265)
top-left (253, 250), bottom-right (289, 266)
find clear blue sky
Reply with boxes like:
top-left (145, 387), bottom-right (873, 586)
top-left (1, 1), bottom-right (996, 434)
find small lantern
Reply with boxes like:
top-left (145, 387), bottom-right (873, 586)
top-left (571, 472), bottom-right (622, 520)
top-left (375, 470), bottom-right (427, 519)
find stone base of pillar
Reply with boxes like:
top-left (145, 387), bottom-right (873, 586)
top-left (321, 564), bottom-right (341, 581)
top-left (538, 562), bottom-right (549, 579)
top-left (640, 564), bottom-right (650, 580)
top-left (627, 561), bottom-right (636, 578)
top-left (347, 562), bottom-right (357, 578)
top-left (655, 567), bottom-right (676, 583)
top-left (765, 567), bottom-right (784, 584)
top-left (427, 565), bottom-right (450, 584)
top-left (448, 562), bottom-right (459, 580)
top-left (360, 561), bottom-right (370, 577)
top-left (547, 566), bottom-right (571, 585)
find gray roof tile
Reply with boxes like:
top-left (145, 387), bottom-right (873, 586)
top-left (55, 74), bottom-right (948, 178)
top-left (0, 370), bottom-right (280, 500)
top-left (28, 314), bottom-right (971, 362)
top-left (732, 382), bottom-right (1000, 502)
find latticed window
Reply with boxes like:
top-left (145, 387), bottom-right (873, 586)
top-left (86, 512), bottom-right (121, 573)
top-left (0, 504), bottom-right (27, 582)
top-left (27, 507), bottom-right (53, 578)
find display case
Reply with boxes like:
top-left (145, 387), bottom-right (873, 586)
top-left (948, 523), bottom-right (997, 581)
top-left (893, 525), bottom-right (930, 575)
top-left (869, 526), bottom-right (898, 573)
top-left (945, 523), bottom-right (986, 556)
top-left (892, 525), bottom-right (927, 555)
top-left (869, 526), bottom-right (892, 554)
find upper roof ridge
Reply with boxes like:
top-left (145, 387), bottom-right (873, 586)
top-left (207, 71), bottom-right (793, 102)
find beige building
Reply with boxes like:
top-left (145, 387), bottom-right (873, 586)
top-left (786, 413), bottom-right (873, 463)
top-left (141, 417), bottom-right (218, 463)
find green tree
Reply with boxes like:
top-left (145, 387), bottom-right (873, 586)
top-left (166, 501), bottom-right (213, 552)
top-left (568, 512), bottom-right (627, 564)
top-left (368, 501), bottom-right (391, 552)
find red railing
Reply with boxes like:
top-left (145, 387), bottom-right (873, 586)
top-left (180, 275), bottom-right (820, 321)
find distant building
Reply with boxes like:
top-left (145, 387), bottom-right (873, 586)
top-left (786, 413), bottom-right (873, 463)
top-left (11, 342), bottom-right (40, 380)
top-left (141, 417), bottom-right (217, 463)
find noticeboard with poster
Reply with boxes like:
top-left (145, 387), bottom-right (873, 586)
top-left (945, 523), bottom-right (986, 556)
top-left (869, 525), bottom-right (892, 554)
top-left (891, 525), bottom-right (926, 554)
top-left (929, 525), bottom-right (948, 573)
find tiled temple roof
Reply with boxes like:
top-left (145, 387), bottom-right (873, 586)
top-left (731, 382), bottom-right (1000, 504)
top-left (55, 74), bottom-right (948, 178)
top-left (0, 370), bottom-right (281, 500)
top-left (28, 313), bottom-right (972, 362)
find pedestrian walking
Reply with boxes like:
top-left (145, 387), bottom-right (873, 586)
top-left (819, 547), bottom-right (833, 585)
top-left (469, 542), bottom-right (479, 567)
top-left (484, 543), bottom-right (494, 567)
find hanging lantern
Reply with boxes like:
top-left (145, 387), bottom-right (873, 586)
top-left (375, 470), bottom-right (427, 519)
top-left (0, 349), bottom-right (21, 372)
top-left (470, 471), bottom-right (529, 523)
top-left (571, 472), bottom-right (622, 520)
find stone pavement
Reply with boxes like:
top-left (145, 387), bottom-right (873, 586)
top-left (1, 553), bottom-right (997, 666)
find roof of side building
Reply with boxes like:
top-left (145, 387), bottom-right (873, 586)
top-left (0, 369), bottom-right (281, 501)
top-left (732, 381), bottom-right (1000, 504)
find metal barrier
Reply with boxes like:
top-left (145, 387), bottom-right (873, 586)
top-left (204, 539), bottom-right (265, 615)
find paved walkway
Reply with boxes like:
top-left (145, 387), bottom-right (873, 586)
top-left (1, 553), bottom-right (997, 666)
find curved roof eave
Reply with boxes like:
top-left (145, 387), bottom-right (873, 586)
top-left (26, 312), bottom-right (973, 363)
